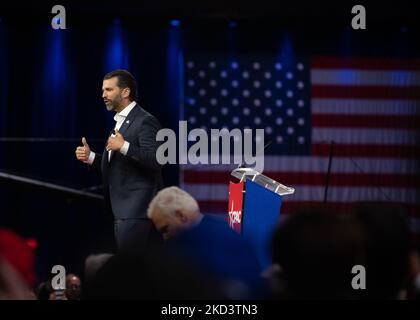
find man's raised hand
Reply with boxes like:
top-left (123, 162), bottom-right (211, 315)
top-left (75, 137), bottom-right (91, 163)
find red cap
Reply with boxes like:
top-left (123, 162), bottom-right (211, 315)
top-left (0, 229), bottom-right (36, 287)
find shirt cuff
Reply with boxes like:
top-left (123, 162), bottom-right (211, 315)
top-left (120, 141), bottom-right (130, 156)
top-left (87, 151), bottom-right (95, 165)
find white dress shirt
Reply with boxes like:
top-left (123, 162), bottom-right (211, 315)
top-left (87, 101), bottom-right (136, 164)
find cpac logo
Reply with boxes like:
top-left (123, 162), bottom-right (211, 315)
top-left (228, 201), bottom-right (242, 228)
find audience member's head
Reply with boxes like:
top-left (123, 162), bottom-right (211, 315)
top-left (65, 274), bottom-right (82, 300)
top-left (353, 202), bottom-right (411, 299)
top-left (36, 281), bottom-right (53, 300)
top-left (272, 205), bottom-right (366, 299)
top-left (84, 253), bottom-right (114, 288)
top-left (147, 186), bottom-right (202, 241)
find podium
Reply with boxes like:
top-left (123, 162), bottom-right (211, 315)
top-left (228, 168), bottom-right (295, 270)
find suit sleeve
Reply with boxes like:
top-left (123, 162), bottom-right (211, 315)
top-left (89, 152), bottom-right (102, 173)
top-left (125, 115), bottom-right (162, 170)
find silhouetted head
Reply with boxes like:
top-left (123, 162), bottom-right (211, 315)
top-left (272, 205), bottom-right (366, 299)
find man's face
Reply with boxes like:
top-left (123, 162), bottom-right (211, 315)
top-left (102, 77), bottom-right (123, 111)
top-left (65, 276), bottom-right (81, 300)
top-left (151, 207), bottom-right (186, 241)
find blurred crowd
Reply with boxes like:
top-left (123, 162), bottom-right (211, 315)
top-left (1, 186), bottom-right (419, 300)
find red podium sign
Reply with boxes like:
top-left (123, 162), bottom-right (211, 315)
top-left (228, 181), bottom-right (245, 234)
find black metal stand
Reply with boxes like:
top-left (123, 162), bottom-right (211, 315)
top-left (323, 140), bottom-right (334, 203)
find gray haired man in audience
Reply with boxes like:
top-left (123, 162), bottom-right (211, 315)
top-left (147, 186), bottom-right (203, 241)
top-left (147, 186), bottom-right (266, 298)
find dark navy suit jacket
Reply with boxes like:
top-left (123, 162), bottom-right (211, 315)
top-left (91, 104), bottom-right (163, 219)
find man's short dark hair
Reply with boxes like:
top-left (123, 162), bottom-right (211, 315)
top-left (104, 69), bottom-right (138, 101)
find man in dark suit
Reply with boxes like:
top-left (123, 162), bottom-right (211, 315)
top-left (75, 69), bottom-right (163, 252)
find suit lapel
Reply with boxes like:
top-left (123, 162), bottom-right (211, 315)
top-left (117, 105), bottom-right (140, 136)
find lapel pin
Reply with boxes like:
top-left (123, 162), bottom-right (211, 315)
top-left (126, 120), bottom-right (130, 124)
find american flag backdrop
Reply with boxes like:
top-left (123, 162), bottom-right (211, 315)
top-left (180, 56), bottom-right (420, 240)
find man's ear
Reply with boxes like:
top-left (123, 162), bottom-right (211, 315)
top-left (175, 209), bottom-right (188, 223)
top-left (122, 87), bottom-right (130, 99)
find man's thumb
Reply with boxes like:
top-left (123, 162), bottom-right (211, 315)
top-left (82, 137), bottom-right (88, 146)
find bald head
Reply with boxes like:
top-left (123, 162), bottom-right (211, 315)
top-left (65, 274), bottom-right (81, 300)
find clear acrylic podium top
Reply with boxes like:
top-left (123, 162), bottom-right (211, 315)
top-left (231, 167), bottom-right (295, 196)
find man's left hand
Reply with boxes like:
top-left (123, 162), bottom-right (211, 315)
top-left (106, 129), bottom-right (125, 151)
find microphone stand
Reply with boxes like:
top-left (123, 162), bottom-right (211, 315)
top-left (323, 140), bottom-right (334, 203)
